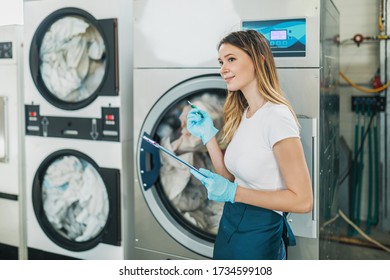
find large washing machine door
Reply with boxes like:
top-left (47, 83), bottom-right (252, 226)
top-left (29, 8), bottom-right (118, 110)
top-left (137, 75), bottom-right (227, 258)
top-left (32, 149), bottom-right (121, 251)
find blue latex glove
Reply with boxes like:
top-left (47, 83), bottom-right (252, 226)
top-left (191, 168), bottom-right (237, 203)
top-left (187, 108), bottom-right (218, 145)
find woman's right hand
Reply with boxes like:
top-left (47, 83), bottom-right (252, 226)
top-left (186, 108), bottom-right (218, 145)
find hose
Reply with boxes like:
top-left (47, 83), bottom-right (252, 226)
top-left (339, 71), bottom-right (390, 93)
top-left (365, 106), bottom-right (373, 234)
top-left (372, 112), bottom-right (379, 225)
top-left (334, 210), bottom-right (390, 253)
top-left (349, 104), bottom-right (360, 236)
top-left (355, 105), bottom-right (366, 229)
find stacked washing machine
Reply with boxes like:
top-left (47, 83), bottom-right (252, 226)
top-left (0, 25), bottom-right (26, 259)
top-left (134, 0), bottom-right (339, 260)
top-left (23, 0), bottom-right (134, 259)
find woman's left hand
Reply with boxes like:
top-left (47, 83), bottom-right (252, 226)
top-left (190, 168), bottom-right (237, 203)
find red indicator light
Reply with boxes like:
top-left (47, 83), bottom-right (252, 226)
top-left (106, 114), bottom-right (115, 121)
top-left (29, 111), bottom-right (37, 117)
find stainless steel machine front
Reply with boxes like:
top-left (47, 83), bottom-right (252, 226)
top-left (239, 0), bottom-right (340, 259)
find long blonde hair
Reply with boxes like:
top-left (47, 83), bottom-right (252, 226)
top-left (218, 30), bottom-right (298, 144)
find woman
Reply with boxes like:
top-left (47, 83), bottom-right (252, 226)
top-left (187, 30), bottom-right (313, 260)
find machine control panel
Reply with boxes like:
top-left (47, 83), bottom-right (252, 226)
top-left (242, 18), bottom-right (306, 57)
top-left (25, 105), bottom-right (120, 142)
top-left (0, 42), bottom-right (12, 59)
top-left (102, 107), bottom-right (120, 138)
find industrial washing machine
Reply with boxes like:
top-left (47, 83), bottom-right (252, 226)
top-left (134, 0), bottom-right (339, 260)
top-left (24, 0), bottom-right (134, 259)
top-left (0, 24), bottom-right (26, 259)
top-left (133, 0), bottom-right (242, 259)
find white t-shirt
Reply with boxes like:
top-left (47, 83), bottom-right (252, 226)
top-left (224, 101), bottom-right (300, 194)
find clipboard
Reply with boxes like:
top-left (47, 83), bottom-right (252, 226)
top-left (142, 134), bottom-right (207, 177)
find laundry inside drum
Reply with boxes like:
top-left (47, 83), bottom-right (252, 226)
top-left (155, 91), bottom-right (226, 236)
top-left (41, 155), bottom-right (109, 242)
top-left (39, 15), bottom-right (106, 102)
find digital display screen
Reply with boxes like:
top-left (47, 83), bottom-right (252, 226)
top-left (270, 30), bottom-right (287, 40)
top-left (242, 18), bottom-right (306, 57)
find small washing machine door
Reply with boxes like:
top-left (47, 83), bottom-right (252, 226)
top-left (30, 7), bottom-right (118, 110)
top-left (137, 75), bottom-right (227, 258)
top-left (32, 149), bottom-right (121, 251)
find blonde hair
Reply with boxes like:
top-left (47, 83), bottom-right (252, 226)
top-left (218, 30), bottom-right (299, 144)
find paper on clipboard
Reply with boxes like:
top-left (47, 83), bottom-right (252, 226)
top-left (142, 134), bottom-right (207, 178)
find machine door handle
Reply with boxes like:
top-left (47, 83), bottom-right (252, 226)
top-left (139, 132), bottom-right (161, 190)
top-left (0, 96), bottom-right (8, 163)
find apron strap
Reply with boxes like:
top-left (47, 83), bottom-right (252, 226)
top-left (282, 212), bottom-right (296, 260)
top-left (282, 212), bottom-right (296, 246)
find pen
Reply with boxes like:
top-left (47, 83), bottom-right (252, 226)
top-left (187, 100), bottom-right (203, 117)
top-left (187, 100), bottom-right (197, 108)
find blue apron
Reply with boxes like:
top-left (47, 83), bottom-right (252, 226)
top-left (213, 202), bottom-right (296, 260)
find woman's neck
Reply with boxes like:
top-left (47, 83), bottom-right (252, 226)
top-left (242, 89), bottom-right (267, 118)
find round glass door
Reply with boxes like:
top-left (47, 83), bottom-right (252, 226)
top-left (32, 150), bottom-right (110, 251)
top-left (30, 8), bottom-right (113, 110)
top-left (138, 75), bottom-right (227, 257)
top-left (155, 92), bottom-right (226, 238)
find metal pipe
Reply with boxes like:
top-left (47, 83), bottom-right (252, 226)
top-left (349, 104), bottom-right (360, 236)
top-left (366, 107), bottom-right (373, 234)
top-left (373, 112), bottom-right (380, 225)
top-left (356, 105), bottom-right (366, 230)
